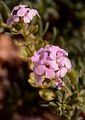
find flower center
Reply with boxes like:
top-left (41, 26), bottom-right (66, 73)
top-left (13, 10), bottom-right (18, 15)
top-left (45, 64), bottom-right (50, 68)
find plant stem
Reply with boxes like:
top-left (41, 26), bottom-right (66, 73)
top-left (22, 22), bottom-right (32, 56)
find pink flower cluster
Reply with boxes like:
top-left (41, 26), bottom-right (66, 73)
top-left (31, 45), bottom-right (71, 89)
top-left (7, 5), bottom-right (39, 26)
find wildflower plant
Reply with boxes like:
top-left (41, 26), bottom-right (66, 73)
top-left (7, 5), bottom-right (39, 26)
top-left (1, 2), bottom-right (85, 120)
top-left (0, 4), bottom-right (73, 119)
top-left (0, 0), bottom-right (85, 119)
top-left (6, 5), bottom-right (71, 88)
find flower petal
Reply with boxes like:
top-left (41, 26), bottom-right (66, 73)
top-left (35, 65), bottom-right (45, 75)
top-left (49, 46), bottom-right (60, 59)
top-left (7, 16), bottom-right (14, 26)
top-left (57, 57), bottom-right (65, 67)
top-left (17, 8), bottom-right (27, 17)
top-left (49, 60), bottom-right (59, 71)
top-left (30, 9), bottom-right (39, 17)
top-left (64, 57), bottom-right (71, 69)
top-left (31, 53), bottom-right (39, 62)
top-left (60, 49), bottom-right (68, 56)
top-left (27, 12), bottom-right (33, 20)
top-left (40, 52), bottom-right (48, 64)
top-left (34, 73), bottom-right (42, 85)
top-left (55, 78), bottom-right (64, 89)
top-left (45, 68), bottom-right (55, 79)
top-left (60, 67), bottom-right (67, 78)
top-left (56, 70), bottom-right (61, 78)
top-left (13, 15), bottom-right (19, 22)
top-left (24, 16), bottom-right (30, 23)
top-left (19, 5), bottom-right (27, 8)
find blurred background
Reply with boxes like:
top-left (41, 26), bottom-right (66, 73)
top-left (0, 0), bottom-right (85, 120)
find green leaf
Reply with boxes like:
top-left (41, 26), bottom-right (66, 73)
top-left (14, 23), bottom-right (22, 31)
top-left (28, 72), bottom-right (38, 88)
top-left (18, 46), bottom-right (28, 60)
top-left (39, 89), bottom-right (55, 101)
top-left (29, 25), bottom-right (38, 34)
top-left (67, 69), bottom-right (78, 85)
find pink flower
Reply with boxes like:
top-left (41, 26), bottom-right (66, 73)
top-left (17, 7), bottom-right (29, 17)
top-left (7, 5), bottom-right (39, 26)
top-left (35, 61), bottom-right (56, 79)
top-left (12, 5), bottom-right (27, 13)
top-left (31, 45), bottom-right (71, 89)
top-left (55, 78), bottom-right (64, 90)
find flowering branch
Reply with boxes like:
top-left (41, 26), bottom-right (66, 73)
top-left (6, 4), bottom-right (73, 119)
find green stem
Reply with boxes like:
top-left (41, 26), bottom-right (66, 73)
top-left (64, 82), bottom-right (72, 96)
top-left (22, 22), bottom-right (32, 56)
top-left (22, 22), bottom-right (27, 40)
